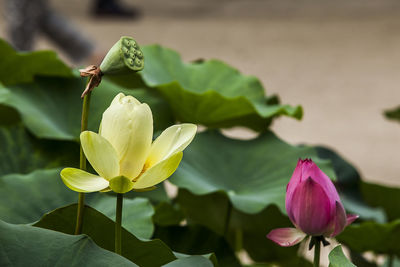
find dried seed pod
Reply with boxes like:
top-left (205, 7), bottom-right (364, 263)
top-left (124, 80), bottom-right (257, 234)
top-left (99, 36), bottom-right (144, 75)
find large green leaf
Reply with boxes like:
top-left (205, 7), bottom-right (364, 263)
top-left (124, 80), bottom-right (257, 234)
top-left (0, 39), bottom-right (72, 86)
top-left (0, 124), bottom-right (78, 176)
top-left (337, 219), bottom-right (400, 257)
top-left (112, 45), bottom-right (302, 131)
top-left (316, 146), bottom-right (386, 222)
top-left (0, 40), bottom-right (301, 132)
top-left (170, 130), bottom-right (334, 214)
top-left (0, 168), bottom-right (155, 239)
top-left (328, 246), bottom-right (356, 267)
top-left (0, 76), bottom-right (173, 140)
top-left (362, 182), bottom-right (400, 221)
top-left (0, 169), bottom-right (75, 223)
top-left (384, 106), bottom-right (400, 122)
top-left (34, 204), bottom-right (180, 267)
top-left (0, 220), bottom-right (136, 266)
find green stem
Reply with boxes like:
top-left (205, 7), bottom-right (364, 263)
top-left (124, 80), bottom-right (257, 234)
top-left (115, 193), bottom-right (123, 255)
top-left (234, 229), bottom-right (243, 252)
top-left (223, 201), bottom-right (232, 239)
top-left (313, 237), bottom-right (321, 267)
top-left (74, 192), bottom-right (85, 234)
top-left (388, 255), bottom-right (394, 267)
top-left (74, 89), bottom-right (92, 235)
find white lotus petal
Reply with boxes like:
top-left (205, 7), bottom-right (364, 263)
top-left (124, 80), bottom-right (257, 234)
top-left (133, 152), bottom-right (183, 189)
top-left (60, 168), bottom-right (109, 192)
top-left (80, 131), bottom-right (119, 180)
top-left (146, 124), bottom-right (196, 167)
top-left (100, 93), bottom-right (153, 179)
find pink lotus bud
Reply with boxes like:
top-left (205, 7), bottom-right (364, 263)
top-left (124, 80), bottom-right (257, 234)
top-left (267, 159), bottom-right (358, 247)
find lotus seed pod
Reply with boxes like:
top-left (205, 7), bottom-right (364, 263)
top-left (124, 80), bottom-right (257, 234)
top-left (127, 58), bottom-right (134, 66)
top-left (122, 46), bottom-right (129, 55)
top-left (100, 36), bottom-right (144, 75)
top-left (135, 50), bottom-right (143, 59)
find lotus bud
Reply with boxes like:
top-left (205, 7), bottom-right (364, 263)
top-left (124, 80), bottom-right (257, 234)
top-left (100, 36), bottom-right (144, 75)
top-left (267, 159), bottom-right (358, 247)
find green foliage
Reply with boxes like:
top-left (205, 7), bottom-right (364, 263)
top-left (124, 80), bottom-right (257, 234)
top-left (0, 168), bottom-right (155, 239)
top-left (0, 124), bottom-right (78, 176)
top-left (0, 169), bottom-right (75, 224)
top-left (0, 39), bottom-right (72, 86)
top-left (0, 220), bottom-right (136, 266)
top-left (111, 45), bottom-right (303, 131)
top-left (155, 224), bottom-right (240, 267)
top-left (384, 106), bottom-right (400, 122)
top-left (170, 130), bottom-right (335, 214)
top-left (1, 37), bottom-right (399, 266)
top-left (362, 182), bottom-right (400, 221)
top-left (153, 202), bottom-right (185, 226)
top-left (337, 219), bottom-right (400, 257)
top-left (176, 189), bottom-right (299, 263)
top-left (34, 204), bottom-right (217, 266)
top-left (244, 258), bottom-right (312, 267)
top-left (383, 257), bottom-right (400, 267)
top-left (34, 204), bottom-right (177, 266)
top-left (93, 196), bottom-right (155, 239)
top-left (328, 245), bottom-right (356, 267)
top-left (0, 78), bottom-right (173, 140)
top-left (163, 256), bottom-right (214, 267)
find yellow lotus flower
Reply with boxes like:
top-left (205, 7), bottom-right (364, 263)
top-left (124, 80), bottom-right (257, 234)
top-left (61, 93), bottom-right (197, 193)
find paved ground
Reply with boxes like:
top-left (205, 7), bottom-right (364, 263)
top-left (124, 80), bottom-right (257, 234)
top-left (1, 0), bottom-right (400, 186)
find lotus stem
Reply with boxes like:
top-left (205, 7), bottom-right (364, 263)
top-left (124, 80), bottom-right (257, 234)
top-left (313, 237), bottom-right (321, 267)
top-left (115, 193), bottom-right (123, 255)
top-left (74, 86), bottom-right (92, 235)
top-left (234, 229), bottom-right (243, 252)
top-left (223, 201), bottom-right (232, 238)
top-left (74, 192), bottom-right (85, 234)
top-left (388, 255), bottom-right (394, 267)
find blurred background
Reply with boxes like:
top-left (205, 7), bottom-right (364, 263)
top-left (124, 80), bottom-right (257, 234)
top-left (0, 0), bottom-right (399, 186)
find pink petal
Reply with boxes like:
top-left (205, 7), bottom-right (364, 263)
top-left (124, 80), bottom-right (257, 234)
top-left (329, 201), bottom-right (347, 237)
top-left (302, 160), bottom-right (341, 204)
top-left (288, 159), bottom-right (305, 189)
top-left (346, 214), bottom-right (359, 226)
top-left (267, 228), bottom-right (307, 247)
top-left (286, 159), bottom-right (309, 220)
top-left (289, 177), bottom-right (334, 235)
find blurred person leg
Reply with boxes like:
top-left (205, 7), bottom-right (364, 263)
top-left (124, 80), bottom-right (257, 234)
top-left (92, 0), bottom-right (141, 18)
top-left (40, 12), bottom-right (94, 63)
top-left (4, 0), bottom-right (95, 64)
top-left (4, 0), bottom-right (42, 51)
